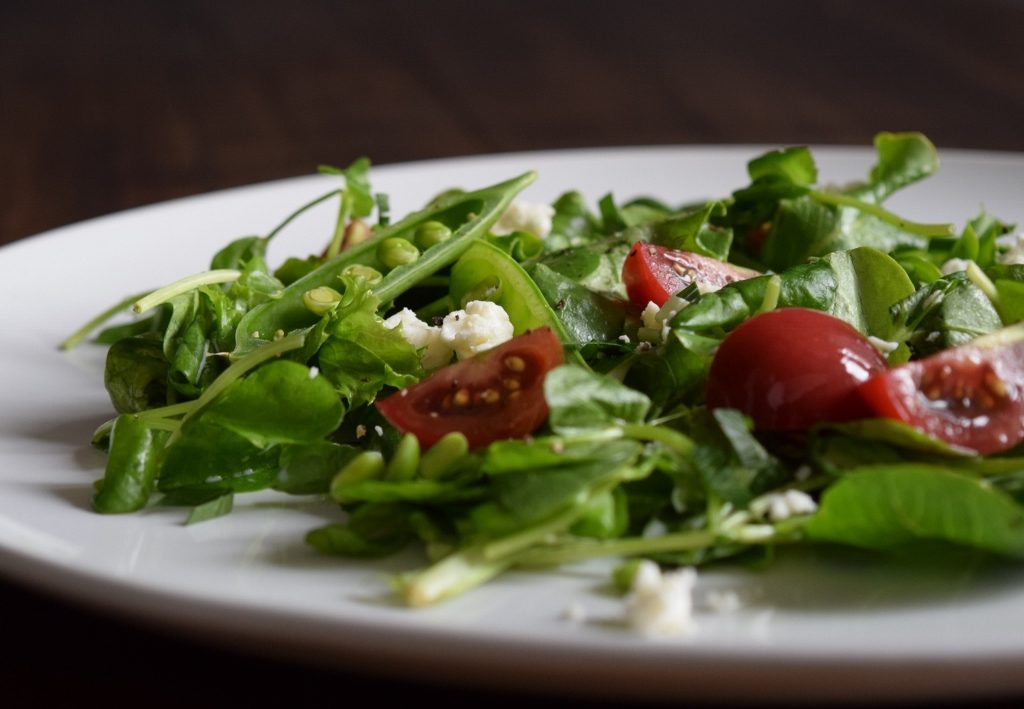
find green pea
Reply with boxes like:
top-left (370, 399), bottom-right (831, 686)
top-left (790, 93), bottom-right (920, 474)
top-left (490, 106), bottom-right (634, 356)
top-left (302, 286), bottom-right (342, 315)
top-left (377, 237), bottom-right (420, 269)
top-left (342, 264), bottom-right (383, 284)
top-left (385, 433), bottom-right (421, 481)
top-left (329, 451), bottom-right (384, 501)
top-left (611, 558), bottom-right (646, 594)
top-left (414, 220), bottom-right (453, 250)
top-left (419, 432), bottom-right (469, 480)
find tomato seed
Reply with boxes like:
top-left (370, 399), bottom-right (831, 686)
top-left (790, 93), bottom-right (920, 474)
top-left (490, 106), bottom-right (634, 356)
top-left (984, 370), bottom-right (1009, 398)
top-left (503, 378), bottom-right (521, 391)
top-left (453, 389), bottom-right (471, 407)
top-left (504, 356), bottom-right (526, 372)
top-left (479, 389), bottom-right (501, 404)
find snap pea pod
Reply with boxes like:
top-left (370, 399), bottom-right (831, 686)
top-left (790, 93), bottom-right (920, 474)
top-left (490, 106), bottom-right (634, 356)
top-left (232, 171), bottom-right (536, 358)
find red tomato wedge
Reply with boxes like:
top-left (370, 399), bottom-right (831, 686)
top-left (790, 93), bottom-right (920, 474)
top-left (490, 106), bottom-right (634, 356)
top-left (622, 243), bottom-right (759, 308)
top-left (375, 327), bottom-right (565, 449)
top-left (858, 330), bottom-right (1024, 454)
top-left (706, 308), bottom-right (887, 431)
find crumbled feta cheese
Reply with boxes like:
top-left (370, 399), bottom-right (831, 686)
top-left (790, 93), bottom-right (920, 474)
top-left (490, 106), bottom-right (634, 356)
top-left (867, 335), bottom-right (899, 355)
top-left (750, 489), bottom-right (818, 522)
top-left (383, 308), bottom-right (453, 370)
top-left (641, 301), bottom-right (661, 330)
top-left (618, 334), bottom-right (631, 344)
top-left (997, 233), bottom-right (1024, 265)
top-left (308, 365), bottom-right (319, 379)
top-left (492, 201), bottom-right (556, 239)
top-left (625, 561), bottom-right (697, 637)
top-left (355, 424), bottom-right (367, 439)
top-left (941, 257), bottom-right (973, 275)
top-left (373, 425), bottom-right (384, 437)
top-left (441, 300), bottom-right (514, 360)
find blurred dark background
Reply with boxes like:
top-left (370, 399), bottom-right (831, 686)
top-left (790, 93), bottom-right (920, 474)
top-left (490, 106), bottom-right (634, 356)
top-left (4, 0), bottom-right (1023, 245)
top-left (3, 1), bottom-right (1024, 706)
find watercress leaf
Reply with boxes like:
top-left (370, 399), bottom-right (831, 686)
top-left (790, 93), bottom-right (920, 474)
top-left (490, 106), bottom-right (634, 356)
top-left (526, 262), bottom-right (626, 346)
top-left (202, 360), bottom-right (343, 446)
top-left (570, 488), bottom-right (629, 539)
top-left (103, 335), bottom-right (169, 413)
top-left (909, 276), bottom-right (1002, 354)
top-left (651, 201), bottom-right (733, 261)
top-left (545, 365), bottom-right (651, 434)
top-left (307, 503), bottom-right (414, 558)
top-left (185, 492), bottom-right (234, 525)
top-left (210, 236), bottom-right (266, 271)
top-left (545, 190), bottom-right (602, 250)
top-left (868, 132), bottom-right (939, 201)
top-left (761, 195), bottom-right (838, 272)
top-left (275, 441), bottom-right (361, 495)
top-left (94, 415), bottom-right (168, 513)
top-left (823, 247), bottom-right (916, 338)
top-left (483, 437), bottom-right (627, 474)
top-left (623, 329), bottom-right (718, 411)
top-left (158, 420), bottom-right (280, 492)
top-left (671, 260), bottom-right (837, 333)
top-left (491, 439), bottom-right (642, 524)
top-left (690, 409), bottom-right (788, 506)
top-left (274, 255), bottom-right (323, 286)
top-left (538, 239), bottom-right (631, 298)
top-left (342, 157), bottom-right (375, 219)
top-left (747, 146), bottom-right (817, 185)
top-left (806, 464), bottom-right (1024, 557)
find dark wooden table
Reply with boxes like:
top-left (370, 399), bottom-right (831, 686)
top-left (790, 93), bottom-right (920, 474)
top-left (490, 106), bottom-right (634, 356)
top-left (3, 1), bottom-right (1024, 706)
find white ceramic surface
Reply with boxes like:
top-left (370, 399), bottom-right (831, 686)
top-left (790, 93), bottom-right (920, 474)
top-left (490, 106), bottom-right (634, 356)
top-left (3, 146), bottom-right (1024, 702)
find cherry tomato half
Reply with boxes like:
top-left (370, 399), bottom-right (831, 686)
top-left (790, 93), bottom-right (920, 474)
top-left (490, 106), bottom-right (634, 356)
top-left (858, 333), bottom-right (1024, 454)
top-left (375, 327), bottom-right (565, 449)
top-left (622, 242), bottom-right (759, 308)
top-left (706, 308), bottom-right (887, 431)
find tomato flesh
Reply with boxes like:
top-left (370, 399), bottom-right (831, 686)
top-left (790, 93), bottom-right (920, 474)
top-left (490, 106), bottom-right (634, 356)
top-left (706, 308), bottom-right (887, 431)
top-left (622, 243), bottom-right (759, 308)
top-left (375, 327), bottom-right (564, 449)
top-left (858, 335), bottom-right (1024, 454)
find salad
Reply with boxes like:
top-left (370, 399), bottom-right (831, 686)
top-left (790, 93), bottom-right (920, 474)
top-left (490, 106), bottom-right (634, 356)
top-left (65, 132), bottom-right (1024, 611)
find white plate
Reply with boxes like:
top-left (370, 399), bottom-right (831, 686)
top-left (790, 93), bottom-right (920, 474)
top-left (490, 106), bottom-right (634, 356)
top-left (3, 146), bottom-right (1024, 702)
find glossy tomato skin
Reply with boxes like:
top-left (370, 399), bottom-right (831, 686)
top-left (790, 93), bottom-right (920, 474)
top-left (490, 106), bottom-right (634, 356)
top-left (375, 327), bottom-right (564, 449)
top-left (622, 243), bottom-right (759, 308)
top-left (858, 336), bottom-right (1024, 454)
top-left (706, 308), bottom-right (887, 431)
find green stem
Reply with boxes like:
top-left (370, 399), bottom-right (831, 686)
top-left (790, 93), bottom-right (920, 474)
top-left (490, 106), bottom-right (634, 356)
top-left (61, 290), bottom-right (152, 350)
top-left (401, 547), bottom-right (513, 607)
top-left (133, 269), bottom-right (241, 314)
top-left (134, 401), bottom-right (195, 421)
top-left (265, 189), bottom-right (341, 242)
top-left (515, 529), bottom-right (718, 567)
top-left (325, 192), bottom-right (353, 259)
top-left (809, 189), bottom-right (954, 238)
top-left (620, 423), bottom-right (695, 455)
top-left (482, 504), bottom-right (592, 562)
